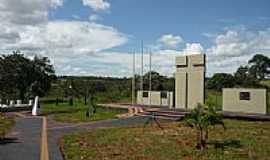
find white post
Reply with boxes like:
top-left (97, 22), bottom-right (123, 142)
top-left (141, 40), bottom-right (144, 91)
top-left (9, 100), bottom-right (14, 106)
top-left (149, 50), bottom-right (152, 106)
top-left (32, 96), bottom-right (39, 116)
top-left (29, 100), bottom-right (33, 106)
top-left (16, 100), bottom-right (22, 105)
top-left (132, 50), bottom-right (136, 106)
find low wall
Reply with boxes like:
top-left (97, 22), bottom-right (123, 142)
top-left (222, 88), bottom-right (267, 114)
top-left (137, 91), bottom-right (173, 107)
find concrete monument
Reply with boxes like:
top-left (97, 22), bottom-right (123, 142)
top-left (175, 54), bottom-right (205, 109)
top-left (32, 96), bottom-right (40, 116)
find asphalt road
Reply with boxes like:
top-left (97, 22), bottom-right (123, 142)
top-left (0, 117), bottom-right (42, 160)
top-left (0, 115), bottom-right (167, 160)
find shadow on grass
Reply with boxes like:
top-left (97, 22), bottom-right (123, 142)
top-left (0, 137), bottom-right (19, 145)
top-left (208, 139), bottom-right (242, 150)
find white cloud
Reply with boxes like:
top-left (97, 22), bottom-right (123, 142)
top-left (207, 28), bottom-right (270, 58)
top-left (205, 27), bottom-right (270, 76)
top-left (0, 0), bottom-right (129, 77)
top-left (183, 43), bottom-right (204, 55)
top-left (158, 34), bottom-right (184, 49)
top-left (1, 21), bottom-right (128, 57)
top-left (82, 0), bottom-right (110, 11)
top-left (54, 49), bottom-right (183, 77)
top-left (0, 0), bottom-right (63, 25)
top-left (89, 14), bottom-right (102, 21)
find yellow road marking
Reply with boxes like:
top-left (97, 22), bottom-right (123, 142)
top-left (40, 116), bottom-right (49, 160)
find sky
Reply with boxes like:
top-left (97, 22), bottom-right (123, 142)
top-left (0, 0), bottom-right (270, 77)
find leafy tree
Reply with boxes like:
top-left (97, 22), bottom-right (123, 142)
top-left (234, 65), bottom-right (259, 87)
top-left (248, 54), bottom-right (270, 80)
top-left (0, 52), bottom-right (55, 101)
top-left (143, 71), bottom-right (173, 91)
top-left (206, 73), bottom-right (235, 91)
top-left (30, 56), bottom-right (56, 97)
top-left (185, 104), bottom-right (225, 151)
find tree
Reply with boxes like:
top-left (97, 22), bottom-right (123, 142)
top-left (185, 104), bottom-right (225, 151)
top-left (30, 56), bottom-right (56, 98)
top-left (206, 73), bottom-right (235, 91)
top-left (248, 54), bottom-right (270, 80)
top-left (143, 71), bottom-right (172, 91)
top-left (0, 52), bottom-right (55, 101)
top-left (234, 65), bottom-right (259, 87)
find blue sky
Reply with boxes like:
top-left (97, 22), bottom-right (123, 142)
top-left (0, 0), bottom-right (270, 77)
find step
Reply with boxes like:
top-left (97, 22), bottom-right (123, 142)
top-left (143, 110), bottom-right (189, 116)
top-left (139, 112), bottom-right (184, 118)
top-left (136, 113), bottom-right (184, 121)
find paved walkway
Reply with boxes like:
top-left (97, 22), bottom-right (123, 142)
top-left (0, 113), bottom-right (156, 160)
top-left (0, 116), bottom-right (43, 160)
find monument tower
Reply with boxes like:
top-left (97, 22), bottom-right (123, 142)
top-left (175, 54), bottom-right (205, 109)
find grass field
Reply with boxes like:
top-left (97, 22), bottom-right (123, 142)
top-left (205, 89), bottom-right (222, 110)
top-left (41, 102), bottom-right (125, 123)
top-left (61, 120), bottom-right (270, 160)
top-left (0, 114), bottom-right (15, 138)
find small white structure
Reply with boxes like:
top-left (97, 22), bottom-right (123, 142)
top-left (29, 100), bottom-right (33, 106)
top-left (137, 91), bottom-right (173, 107)
top-left (32, 96), bottom-right (40, 116)
top-left (222, 88), bottom-right (267, 114)
top-left (16, 100), bottom-right (22, 105)
top-left (9, 100), bottom-right (15, 106)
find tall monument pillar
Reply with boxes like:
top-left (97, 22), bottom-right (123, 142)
top-left (175, 54), bottom-right (205, 109)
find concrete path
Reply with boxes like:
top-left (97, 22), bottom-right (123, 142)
top-left (0, 113), bottom-right (167, 160)
top-left (0, 117), bottom-right (43, 160)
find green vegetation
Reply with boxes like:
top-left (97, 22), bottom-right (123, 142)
top-left (41, 102), bottom-right (125, 123)
top-left (0, 51), bottom-right (55, 102)
top-left (61, 120), bottom-right (270, 160)
top-left (0, 114), bottom-right (15, 139)
top-left (185, 104), bottom-right (225, 151)
top-left (206, 54), bottom-right (270, 91)
top-left (205, 90), bottom-right (222, 110)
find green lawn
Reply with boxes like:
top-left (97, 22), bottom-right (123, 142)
top-left (61, 120), bottom-right (270, 160)
top-left (0, 114), bottom-right (15, 138)
top-left (41, 102), bottom-right (125, 123)
top-left (205, 89), bottom-right (222, 110)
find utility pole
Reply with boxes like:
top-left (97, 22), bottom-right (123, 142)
top-left (140, 40), bottom-right (144, 91)
top-left (149, 50), bottom-right (152, 105)
top-left (132, 50), bottom-right (136, 106)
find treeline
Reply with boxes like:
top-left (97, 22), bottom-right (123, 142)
top-left (47, 71), bottom-right (174, 103)
top-left (206, 54), bottom-right (270, 91)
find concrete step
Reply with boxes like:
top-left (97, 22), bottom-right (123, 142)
top-left (136, 113), bottom-right (184, 121)
top-left (144, 110), bottom-right (189, 115)
top-left (140, 111), bottom-right (184, 118)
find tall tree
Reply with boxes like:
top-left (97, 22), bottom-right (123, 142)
top-left (248, 54), bottom-right (270, 80)
top-left (234, 65), bottom-right (259, 87)
top-left (206, 73), bottom-right (235, 91)
top-left (0, 52), bottom-right (55, 101)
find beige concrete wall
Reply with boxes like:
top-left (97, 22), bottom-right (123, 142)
top-left (222, 88), bottom-right (267, 114)
top-left (137, 91), bottom-right (143, 104)
top-left (175, 72), bottom-right (187, 109)
top-left (175, 54), bottom-right (205, 109)
top-left (188, 71), bottom-right (204, 109)
top-left (150, 91), bottom-right (161, 106)
top-left (137, 91), bottom-right (173, 107)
